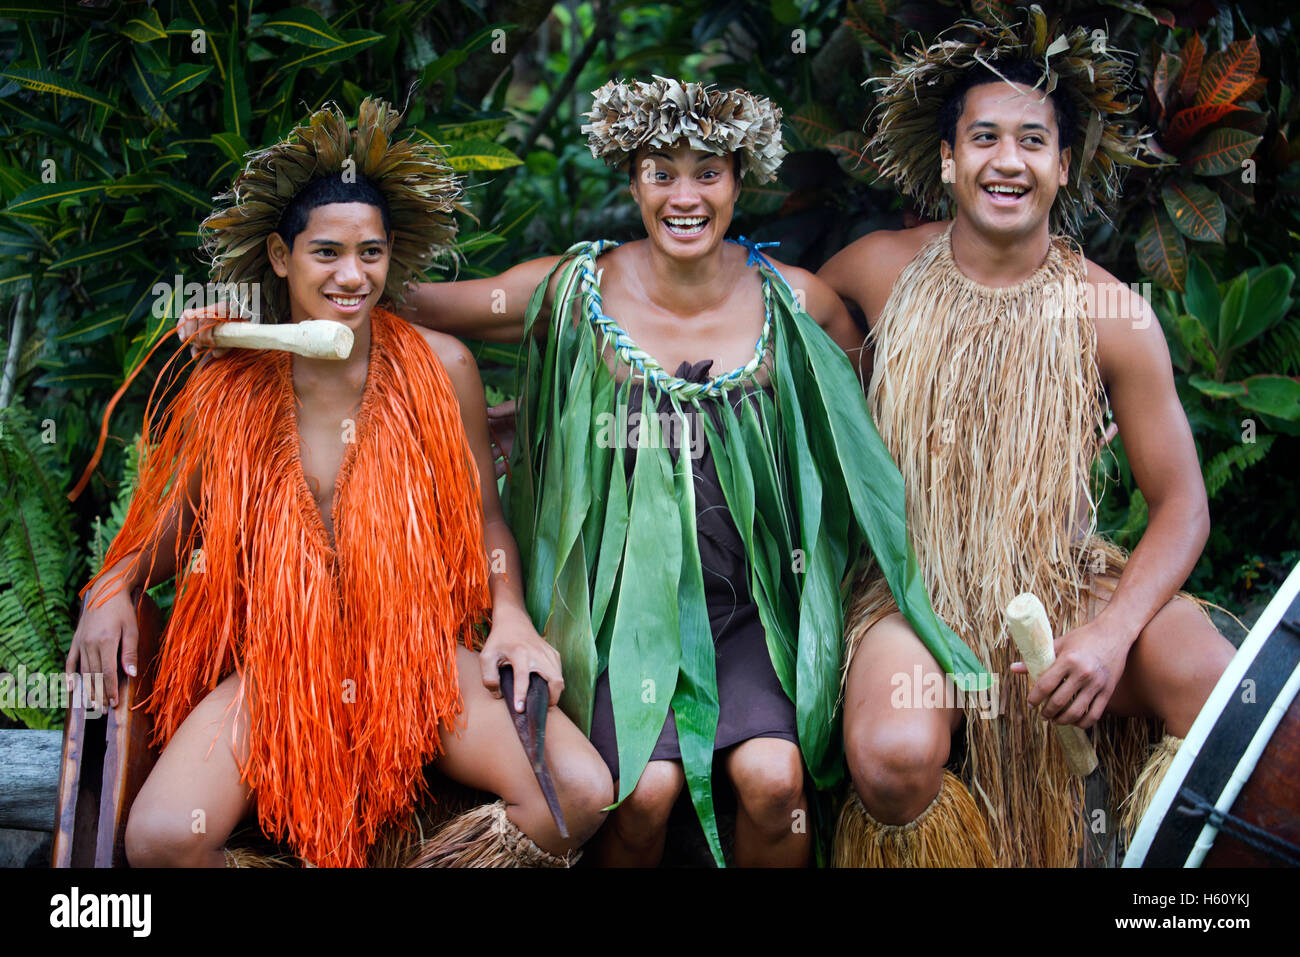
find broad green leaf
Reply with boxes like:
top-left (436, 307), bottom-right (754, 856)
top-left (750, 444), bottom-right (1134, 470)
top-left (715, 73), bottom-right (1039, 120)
top-left (439, 138), bottom-right (523, 171)
top-left (7, 181), bottom-right (104, 211)
top-left (1187, 374), bottom-right (1246, 398)
top-left (1217, 273), bottom-right (1247, 354)
top-left (1184, 256), bottom-right (1222, 337)
top-left (1161, 180), bottom-right (1226, 244)
top-left (1136, 207), bottom-right (1187, 291)
top-left (46, 234), bottom-right (147, 272)
top-left (452, 231), bottom-right (506, 255)
top-left (430, 115), bottom-right (511, 142)
top-left (1230, 264), bottom-right (1295, 350)
top-left (223, 28), bottom-right (251, 141)
top-left (125, 51), bottom-right (173, 126)
top-left (737, 183), bottom-right (790, 216)
top-left (788, 102), bottom-right (839, 150)
top-left (1237, 374), bottom-right (1300, 420)
top-left (263, 29), bottom-right (384, 85)
top-left (259, 8), bottom-right (344, 48)
top-left (1185, 128), bottom-right (1262, 176)
top-left (421, 23), bottom-right (514, 85)
top-left (159, 63), bottom-right (212, 100)
top-left (54, 306), bottom-right (125, 345)
top-left (0, 66), bottom-right (117, 109)
top-left (120, 8), bottom-right (166, 43)
top-left (209, 131), bottom-right (250, 165)
top-left (826, 130), bottom-right (879, 183)
top-left (105, 173), bottom-right (209, 209)
top-left (608, 388), bottom-right (681, 806)
top-left (668, 407), bottom-right (722, 866)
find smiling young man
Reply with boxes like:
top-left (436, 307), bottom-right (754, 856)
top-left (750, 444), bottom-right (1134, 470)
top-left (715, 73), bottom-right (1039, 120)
top-left (72, 99), bottom-right (611, 868)
top-left (819, 21), bottom-right (1236, 867)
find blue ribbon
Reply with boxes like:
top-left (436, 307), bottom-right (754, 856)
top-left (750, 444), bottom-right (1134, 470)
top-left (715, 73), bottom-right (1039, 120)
top-left (731, 235), bottom-right (780, 269)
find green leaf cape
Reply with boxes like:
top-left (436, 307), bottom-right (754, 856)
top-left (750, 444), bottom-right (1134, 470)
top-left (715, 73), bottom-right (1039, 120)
top-left (505, 238), bottom-right (988, 865)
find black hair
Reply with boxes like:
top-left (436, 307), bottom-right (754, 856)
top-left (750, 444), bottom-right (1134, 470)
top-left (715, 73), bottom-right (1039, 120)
top-left (275, 174), bottom-right (392, 248)
top-left (627, 147), bottom-right (744, 183)
top-left (937, 59), bottom-right (1077, 153)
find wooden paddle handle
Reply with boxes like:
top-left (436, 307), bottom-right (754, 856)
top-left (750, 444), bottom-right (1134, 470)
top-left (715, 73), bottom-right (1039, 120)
top-left (210, 319), bottom-right (353, 360)
top-left (1005, 592), bottom-right (1099, 777)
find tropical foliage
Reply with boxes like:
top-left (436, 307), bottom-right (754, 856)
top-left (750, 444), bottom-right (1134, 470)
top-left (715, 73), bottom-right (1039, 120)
top-left (0, 0), bottom-right (1297, 728)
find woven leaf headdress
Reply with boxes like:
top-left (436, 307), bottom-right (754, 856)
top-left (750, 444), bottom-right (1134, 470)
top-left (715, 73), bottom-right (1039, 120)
top-left (200, 97), bottom-right (461, 321)
top-left (582, 75), bottom-right (786, 184)
top-left (867, 5), bottom-right (1152, 234)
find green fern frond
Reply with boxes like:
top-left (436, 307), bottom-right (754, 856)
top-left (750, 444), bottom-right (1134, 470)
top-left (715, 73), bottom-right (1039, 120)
top-left (0, 402), bottom-right (82, 729)
top-left (1203, 434), bottom-right (1276, 499)
top-left (1245, 316), bottom-right (1300, 377)
top-left (87, 433), bottom-right (141, 570)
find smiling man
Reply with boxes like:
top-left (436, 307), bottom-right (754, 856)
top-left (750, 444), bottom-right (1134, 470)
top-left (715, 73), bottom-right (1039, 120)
top-left (819, 20), bottom-right (1236, 867)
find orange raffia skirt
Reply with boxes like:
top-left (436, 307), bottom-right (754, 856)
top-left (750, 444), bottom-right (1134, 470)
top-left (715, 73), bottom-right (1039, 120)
top-left (87, 308), bottom-right (491, 866)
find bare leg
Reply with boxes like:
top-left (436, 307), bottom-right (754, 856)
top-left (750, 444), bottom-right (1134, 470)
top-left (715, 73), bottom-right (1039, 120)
top-left (1096, 583), bottom-right (1235, 736)
top-left (594, 760), bottom-right (685, 867)
top-left (843, 612), bottom-right (962, 823)
top-left (124, 672), bottom-right (253, 868)
top-left (724, 737), bottom-right (809, 867)
top-left (432, 645), bottom-right (612, 857)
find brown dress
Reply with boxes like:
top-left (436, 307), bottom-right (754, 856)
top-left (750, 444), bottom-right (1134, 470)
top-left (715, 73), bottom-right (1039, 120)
top-left (587, 359), bottom-right (798, 781)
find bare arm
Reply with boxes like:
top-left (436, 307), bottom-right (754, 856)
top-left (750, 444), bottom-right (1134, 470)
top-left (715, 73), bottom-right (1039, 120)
top-left (395, 256), bottom-right (564, 344)
top-left (1092, 275), bottom-right (1210, 641)
top-left (426, 330), bottom-right (564, 713)
top-left (1025, 272), bottom-right (1211, 728)
top-left (69, 462), bottom-right (202, 709)
top-left (817, 226), bottom-right (941, 388)
top-left (778, 263), bottom-right (867, 374)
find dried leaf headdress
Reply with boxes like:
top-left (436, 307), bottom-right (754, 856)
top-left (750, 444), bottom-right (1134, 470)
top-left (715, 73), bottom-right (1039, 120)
top-left (201, 97), bottom-right (461, 320)
top-left (583, 75), bottom-right (786, 183)
top-left (867, 6), bottom-right (1152, 234)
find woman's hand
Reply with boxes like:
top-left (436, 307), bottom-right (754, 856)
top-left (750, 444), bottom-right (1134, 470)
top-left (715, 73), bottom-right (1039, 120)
top-left (177, 301), bottom-right (242, 361)
top-left (66, 583), bottom-right (139, 712)
top-left (478, 611), bottom-right (564, 713)
top-left (487, 398), bottom-right (517, 479)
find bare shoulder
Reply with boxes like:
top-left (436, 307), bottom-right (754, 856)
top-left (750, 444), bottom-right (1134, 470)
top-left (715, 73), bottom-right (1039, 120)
top-left (1082, 256), bottom-right (1166, 381)
top-left (411, 323), bottom-right (478, 382)
top-left (819, 220), bottom-right (948, 324)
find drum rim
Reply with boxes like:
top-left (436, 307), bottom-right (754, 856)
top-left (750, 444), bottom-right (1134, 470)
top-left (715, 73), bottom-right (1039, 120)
top-left (1122, 561), bottom-right (1300, 868)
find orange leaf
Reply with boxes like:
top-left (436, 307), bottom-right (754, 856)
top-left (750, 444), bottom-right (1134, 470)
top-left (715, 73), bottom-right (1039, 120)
top-left (1196, 37), bottom-right (1260, 107)
top-left (1136, 207), bottom-right (1187, 291)
top-left (1238, 77), bottom-right (1268, 103)
top-left (1165, 103), bottom-right (1245, 153)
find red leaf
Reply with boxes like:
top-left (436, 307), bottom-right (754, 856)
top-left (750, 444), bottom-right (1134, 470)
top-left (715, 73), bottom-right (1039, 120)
top-left (1196, 37), bottom-right (1260, 107)
top-left (1178, 33), bottom-right (1205, 105)
top-left (1152, 53), bottom-right (1181, 116)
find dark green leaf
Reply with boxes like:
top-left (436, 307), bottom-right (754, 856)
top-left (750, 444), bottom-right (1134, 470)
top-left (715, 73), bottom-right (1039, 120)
top-left (1161, 179), bottom-right (1227, 243)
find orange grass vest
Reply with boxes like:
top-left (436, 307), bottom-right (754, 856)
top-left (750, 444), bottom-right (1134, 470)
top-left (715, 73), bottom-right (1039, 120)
top-left (92, 308), bottom-right (491, 866)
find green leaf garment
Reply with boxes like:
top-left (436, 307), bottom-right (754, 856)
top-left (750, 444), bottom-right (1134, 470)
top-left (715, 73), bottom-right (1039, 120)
top-left (505, 237), bottom-right (989, 865)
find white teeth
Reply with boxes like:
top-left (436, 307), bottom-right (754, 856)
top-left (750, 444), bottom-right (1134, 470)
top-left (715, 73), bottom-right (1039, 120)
top-left (665, 216), bottom-right (707, 227)
top-left (327, 295), bottom-right (362, 306)
top-left (984, 185), bottom-right (1026, 195)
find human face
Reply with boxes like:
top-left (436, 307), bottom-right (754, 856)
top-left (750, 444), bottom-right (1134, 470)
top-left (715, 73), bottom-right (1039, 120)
top-left (629, 140), bottom-right (740, 259)
top-left (267, 202), bottom-right (390, 327)
top-left (941, 81), bottom-right (1070, 240)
